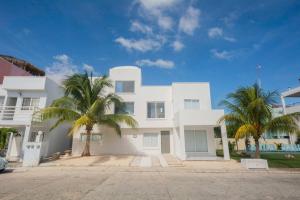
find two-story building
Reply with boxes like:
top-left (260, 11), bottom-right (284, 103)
top-left (281, 83), bottom-right (300, 144)
top-left (0, 56), bottom-right (71, 166)
top-left (72, 66), bottom-right (230, 160)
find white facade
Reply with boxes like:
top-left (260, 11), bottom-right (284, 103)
top-left (0, 76), bottom-right (71, 165)
top-left (281, 85), bottom-right (300, 144)
top-left (72, 66), bottom-right (230, 160)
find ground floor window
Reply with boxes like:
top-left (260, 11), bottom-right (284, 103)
top-left (184, 129), bottom-right (208, 152)
top-left (143, 133), bottom-right (159, 148)
top-left (80, 133), bottom-right (103, 142)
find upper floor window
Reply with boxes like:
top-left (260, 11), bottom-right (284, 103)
top-left (147, 102), bottom-right (165, 118)
top-left (184, 99), bottom-right (200, 109)
top-left (115, 81), bottom-right (135, 93)
top-left (22, 97), bottom-right (40, 110)
top-left (115, 102), bottom-right (134, 115)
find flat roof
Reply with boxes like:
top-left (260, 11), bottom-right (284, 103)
top-left (282, 86), bottom-right (300, 97)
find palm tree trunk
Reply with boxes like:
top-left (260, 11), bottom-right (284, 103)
top-left (254, 138), bottom-right (260, 158)
top-left (82, 128), bottom-right (92, 156)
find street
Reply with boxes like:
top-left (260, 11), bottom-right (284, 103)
top-left (1, 166), bottom-right (300, 200)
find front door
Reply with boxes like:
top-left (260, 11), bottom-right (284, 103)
top-left (161, 131), bottom-right (170, 153)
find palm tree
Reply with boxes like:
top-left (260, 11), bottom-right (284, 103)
top-left (219, 84), bottom-right (300, 158)
top-left (41, 73), bottom-right (137, 156)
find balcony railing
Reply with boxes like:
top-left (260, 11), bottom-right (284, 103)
top-left (0, 106), bottom-right (41, 123)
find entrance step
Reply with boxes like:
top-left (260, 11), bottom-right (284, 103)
top-left (163, 154), bottom-right (184, 167)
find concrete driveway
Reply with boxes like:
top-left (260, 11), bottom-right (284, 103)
top-left (1, 166), bottom-right (300, 200)
top-left (40, 155), bottom-right (162, 167)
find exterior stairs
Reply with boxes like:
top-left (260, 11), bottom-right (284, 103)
top-left (163, 154), bottom-right (184, 167)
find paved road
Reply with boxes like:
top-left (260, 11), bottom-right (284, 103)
top-left (1, 167), bottom-right (300, 200)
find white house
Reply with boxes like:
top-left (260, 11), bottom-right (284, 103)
top-left (72, 66), bottom-right (230, 160)
top-left (281, 84), bottom-right (300, 144)
top-left (0, 56), bottom-right (71, 166)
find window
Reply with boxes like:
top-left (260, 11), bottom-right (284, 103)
top-left (184, 130), bottom-right (208, 152)
top-left (80, 133), bottom-right (103, 142)
top-left (22, 98), bottom-right (40, 110)
top-left (184, 99), bottom-right (200, 109)
top-left (0, 96), bottom-right (4, 106)
top-left (147, 102), bottom-right (165, 118)
top-left (115, 102), bottom-right (134, 115)
top-left (115, 81), bottom-right (135, 93)
top-left (143, 133), bottom-right (159, 148)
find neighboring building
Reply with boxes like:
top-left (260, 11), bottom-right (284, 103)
top-left (0, 55), bottom-right (45, 84)
top-left (263, 105), bottom-right (290, 140)
top-left (281, 83), bottom-right (300, 144)
top-left (72, 66), bottom-right (230, 160)
top-left (0, 56), bottom-right (70, 166)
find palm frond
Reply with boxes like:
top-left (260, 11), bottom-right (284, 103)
top-left (218, 114), bottom-right (245, 125)
top-left (266, 114), bottom-right (300, 135)
top-left (235, 124), bottom-right (257, 139)
top-left (41, 107), bottom-right (81, 121)
top-left (102, 114), bottom-right (138, 128)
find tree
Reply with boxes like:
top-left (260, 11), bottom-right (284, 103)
top-left (41, 73), bottom-right (137, 156)
top-left (219, 84), bottom-right (300, 158)
top-left (0, 128), bottom-right (17, 150)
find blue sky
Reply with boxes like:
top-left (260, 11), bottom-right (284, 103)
top-left (1, 0), bottom-right (300, 108)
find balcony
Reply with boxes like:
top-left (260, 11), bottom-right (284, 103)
top-left (286, 102), bottom-right (300, 114)
top-left (0, 106), bottom-right (41, 126)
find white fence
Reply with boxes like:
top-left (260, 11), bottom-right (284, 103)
top-left (0, 106), bottom-right (41, 122)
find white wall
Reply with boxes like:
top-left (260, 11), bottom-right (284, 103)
top-left (172, 82), bottom-right (212, 113)
top-left (2, 76), bottom-right (46, 90)
top-left (109, 66), bottom-right (173, 128)
top-left (72, 125), bottom-right (173, 156)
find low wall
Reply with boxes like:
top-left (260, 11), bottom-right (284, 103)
top-left (215, 138), bottom-right (290, 150)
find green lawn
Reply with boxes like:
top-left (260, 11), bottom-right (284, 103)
top-left (217, 150), bottom-right (300, 168)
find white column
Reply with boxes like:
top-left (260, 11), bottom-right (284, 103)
top-left (281, 95), bottom-right (286, 114)
top-left (5, 132), bottom-right (14, 160)
top-left (221, 123), bottom-right (230, 160)
top-left (35, 131), bottom-right (43, 142)
top-left (179, 125), bottom-right (186, 160)
top-left (22, 126), bottom-right (31, 150)
top-left (281, 95), bottom-right (294, 144)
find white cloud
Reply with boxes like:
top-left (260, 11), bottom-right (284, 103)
top-left (208, 27), bottom-right (236, 42)
top-left (158, 16), bottom-right (173, 30)
top-left (179, 6), bottom-right (200, 35)
top-left (46, 54), bottom-right (78, 83)
top-left (137, 0), bottom-right (179, 31)
top-left (172, 40), bottom-right (184, 51)
top-left (115, 37), bottom-right (161, 52)
top-left (139, 0), bottom-right (179, 10)
top-left (210, 49), bottom-right (234, 60)
top-left (83, 63), bottom-right (94, 72)
top-left (224, 36), bottom-right (236, 42)
top-left (208, 27), bottom-right (223, 38)
top-left (136, 59), bottom-right (175, 69)
top-left (222, 12), bottom-right (238, 27)
top-left (130, 21), bottom-right (153, 34)
top-left (53, 54), bottom-right (70, 64)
